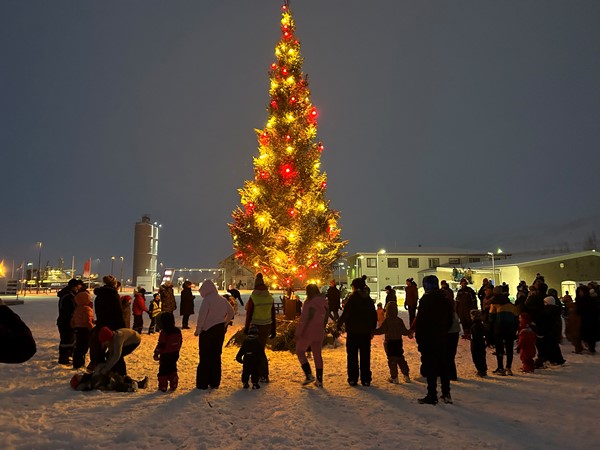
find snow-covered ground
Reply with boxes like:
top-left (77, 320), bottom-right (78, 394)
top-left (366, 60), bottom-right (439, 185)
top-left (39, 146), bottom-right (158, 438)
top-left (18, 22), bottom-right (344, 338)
top-left (1, 294), bottom-right (599, 450)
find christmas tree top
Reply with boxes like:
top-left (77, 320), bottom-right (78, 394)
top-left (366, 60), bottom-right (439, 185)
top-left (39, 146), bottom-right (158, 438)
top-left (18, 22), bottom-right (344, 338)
top-left (229, 1), bottom-right (347, 288)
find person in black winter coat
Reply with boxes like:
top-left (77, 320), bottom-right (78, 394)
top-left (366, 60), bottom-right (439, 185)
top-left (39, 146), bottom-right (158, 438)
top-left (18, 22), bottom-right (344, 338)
top-left (0, 300), bottom-right (36, 364)
top-left (576, 285), bottom-right (599, 354)
top-left (326, 280), bottom-right (341, 321)
top-left (236, 325), bottom-right (266, 389)
top-left (179, 281), bottom-right (195, 329)
top-left (455, 278), bottom-right (477, 340)
top-left (337, 277), bottom-right (377, 386)
top-left (414, 275), bottom-right (454, 405)
top-left (470, 309), bottom-right (487, 377)
top-left (227, 287), bottom-right (244, 307)
top-left (56, 279), bottom-right (84, 364)
top-left (89, 275), bottom-right (126, 370)
top-left (535, 296), bottom-right (565, 366)
top-left (384, 285), bottom-right (397, 307)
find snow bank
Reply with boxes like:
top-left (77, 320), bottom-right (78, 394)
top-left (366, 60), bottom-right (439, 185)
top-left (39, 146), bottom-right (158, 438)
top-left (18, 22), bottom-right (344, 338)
top-left (1, 296), bottom-right (598, 449)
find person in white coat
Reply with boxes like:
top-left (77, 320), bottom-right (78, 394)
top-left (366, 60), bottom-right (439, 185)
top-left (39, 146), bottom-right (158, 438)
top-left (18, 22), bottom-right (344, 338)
top-left (194, 280), bottom-right (235, 390)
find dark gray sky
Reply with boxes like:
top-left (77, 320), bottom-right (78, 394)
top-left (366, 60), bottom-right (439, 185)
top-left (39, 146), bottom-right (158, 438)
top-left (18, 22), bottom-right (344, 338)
top-left (1, 0), bottom-right (599, 276)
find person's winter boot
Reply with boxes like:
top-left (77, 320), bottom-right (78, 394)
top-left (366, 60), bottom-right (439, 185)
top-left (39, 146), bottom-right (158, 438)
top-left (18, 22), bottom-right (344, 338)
top-left (137, 376), bottom-right (149, 389)
top-left (315, 368), bottom-right (323, 387)
top-left (388, 377), bottom-right (399, 384)
top-left (418, 395), bottom-right (438, 405)
top-left (252, 383), bottom-right (260, 389)
top-left (58, 347), bottom-right (70, 365)
top-left (403, 375), bottom-right (411, 383)
top-left (301, 362), bottom-right (314, 385)
top-left (441, 393), bottom-right (453, 404)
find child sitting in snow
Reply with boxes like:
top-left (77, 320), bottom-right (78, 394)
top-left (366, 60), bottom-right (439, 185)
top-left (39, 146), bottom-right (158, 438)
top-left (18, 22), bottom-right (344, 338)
top-left (372, 301), bottom-right (413, 384)
top-left (376, 303), bottom-right (385, 328)
top-left (70, 369), bottom-right (148, 392)
top-left (153, 312), bottom-right (183, 392)
top-left (236, 325), bottom-right (265, 389)
top-left (517, 312), bottom-right (537, 373)
top-left (469, 309), bottom-right (487, 377)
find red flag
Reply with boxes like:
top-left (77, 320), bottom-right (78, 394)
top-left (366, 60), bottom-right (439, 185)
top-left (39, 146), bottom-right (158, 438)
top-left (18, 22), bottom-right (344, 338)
top-left (83, 258), bottom-right (91, 278)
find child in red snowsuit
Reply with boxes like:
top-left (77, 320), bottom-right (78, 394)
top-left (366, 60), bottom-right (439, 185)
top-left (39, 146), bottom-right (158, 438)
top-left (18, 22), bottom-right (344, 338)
top-left (518, 312), bottom-right (537, 373)
top-left (153, 312), bottom-right (182, 391)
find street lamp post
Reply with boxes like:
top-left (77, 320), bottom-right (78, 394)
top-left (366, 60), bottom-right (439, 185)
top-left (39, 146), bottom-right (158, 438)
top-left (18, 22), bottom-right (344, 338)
top-left (111, 256), bottom-right (115, 275)
top-left (36, 242), bottom-right (42, 294)
top-left (337, 262), bottom-right (344, 283)
top-left (355, 255), bottom-right (365, 279)
top-left (376, 249), bottom-right (386, 301)
top-left (487, 249), bottom-right (503, 285)
top-left (119, 257), bottom-right (124, 291)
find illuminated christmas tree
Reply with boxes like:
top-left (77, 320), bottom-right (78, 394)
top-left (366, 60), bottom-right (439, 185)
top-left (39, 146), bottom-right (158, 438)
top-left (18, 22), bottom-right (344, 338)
top-left (229, 1), bottom-right (347, 288)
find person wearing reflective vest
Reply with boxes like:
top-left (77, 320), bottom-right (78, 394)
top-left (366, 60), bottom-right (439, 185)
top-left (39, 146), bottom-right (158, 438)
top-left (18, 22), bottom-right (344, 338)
top-left (244, 273), bottom-right (276, 383)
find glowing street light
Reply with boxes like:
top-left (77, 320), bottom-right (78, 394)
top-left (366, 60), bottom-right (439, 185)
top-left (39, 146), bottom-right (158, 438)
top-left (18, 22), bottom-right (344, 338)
top-left (111, 256), bottom-right (115, 275)
top-left (36, 242), bottom-right (42, 294)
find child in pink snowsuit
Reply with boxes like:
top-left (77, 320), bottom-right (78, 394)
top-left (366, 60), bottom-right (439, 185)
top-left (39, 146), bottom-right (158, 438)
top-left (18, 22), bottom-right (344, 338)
top-left (295, 284), bottom-right (329, 386)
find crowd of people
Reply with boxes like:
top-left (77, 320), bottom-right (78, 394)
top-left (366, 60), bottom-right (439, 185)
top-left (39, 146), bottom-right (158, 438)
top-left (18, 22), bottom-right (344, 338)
top-left (3, 269), bottom-right (594, 402)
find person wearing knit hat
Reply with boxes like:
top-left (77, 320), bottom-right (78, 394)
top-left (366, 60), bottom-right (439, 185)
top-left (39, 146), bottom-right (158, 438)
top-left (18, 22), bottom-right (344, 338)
top-left (236, 324), bottom-right (266, 389)
top-left (469, 309), bottom-right (487, 377)
top-left (244, 273), bottom-right (276, 384)
top-left (518, 313), bottom-right (537, 372)
top-left (98, 327), bottom-right (114, 344)
top-left (489, 287), bottom-right (519, 376)
top-left (56, 279), bottom-right (84, 365)
top-left (97, 327), bottom-right (142, 376)
top-left (539, 294), bottom-right (566, 366)
top-left (456, 278), bottom-right (477, 340)
top-left (384, 285), bottom-right (396, 307)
